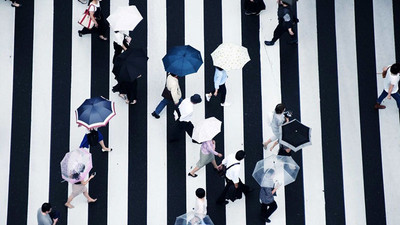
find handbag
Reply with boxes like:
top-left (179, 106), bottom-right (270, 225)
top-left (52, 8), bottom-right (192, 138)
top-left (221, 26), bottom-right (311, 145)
top-left (218, 162), bottom-right (240, 177)
top-left (161, 86), bottom-right (173, 100)
top-left (78, 4), bottom-right (95, 29)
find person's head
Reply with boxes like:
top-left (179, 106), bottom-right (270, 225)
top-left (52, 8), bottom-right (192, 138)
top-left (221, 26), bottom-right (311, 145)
top-left (215, 66), bottom-right (224, 71)
top-left (235, 150), bottom-right (246, 161)
top-left (275, 103), bottom-right (286, 114)
top-left (390, 63), bottom-right (400, 74)
top-left (190, 94), bottom-right (202, 104)
top-left (195, 188), bottom-right (206, 199)
top-left (41, 203), bottom-right (52, 214)
top-left (168, 72), bottom-right (178, 78)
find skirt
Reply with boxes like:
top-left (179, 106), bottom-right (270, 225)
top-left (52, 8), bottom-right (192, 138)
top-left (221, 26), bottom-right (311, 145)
top-left (196, 151), bottom-right (215, 168)
top-left (70, 184), bottom-right (87, 198)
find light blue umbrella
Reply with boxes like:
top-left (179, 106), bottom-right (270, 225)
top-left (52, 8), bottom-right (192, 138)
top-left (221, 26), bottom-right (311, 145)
top-left (162, 45), bottom-right (203, 77)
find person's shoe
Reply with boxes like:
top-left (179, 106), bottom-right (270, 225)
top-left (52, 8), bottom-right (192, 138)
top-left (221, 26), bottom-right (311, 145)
top-left (78, 30), bottom-right (83, 37)
top-left (205, 93), bottom-right (211, 102)
top-left (188, 173), bottom-right (198, 178)
top-left (265, 218), bottom-right (271, 223)
top-left (11, 2), bottom-right (21, 7)
top-left (78, 0), bottom-right (88, 4)
top-left (99, 35), bottom-right (108, 41)
top-left (374, 103), bottom-right (386, 109)
top-left (119, 94), bottom-right (127, 100)
top-left (264, 41), bottom-right (275, 46)
top-left (220, 102), bottom-right (231, 107)
top-left (151, 112), bottom-right (160, 119)
top-left (102, 148), bottom-right (112, 152)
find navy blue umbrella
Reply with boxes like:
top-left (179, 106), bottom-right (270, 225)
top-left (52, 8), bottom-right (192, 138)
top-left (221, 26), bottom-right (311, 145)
top-left (75, 96), bottom-right (116, 129)
top-left (162, 45), bottom-right (203, 77)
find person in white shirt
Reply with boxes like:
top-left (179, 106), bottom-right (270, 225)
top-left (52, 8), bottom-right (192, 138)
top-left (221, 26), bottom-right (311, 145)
top-left (375, 63), bottom-right (400, 109)
top-left (263, 103), bottom-right (289, 151)
top-left (194, 188), bottom-right (207, 216)
top-left (169, 94), bottom-right (202, 142)
top-left (216, 150), bottom-right (251, 204)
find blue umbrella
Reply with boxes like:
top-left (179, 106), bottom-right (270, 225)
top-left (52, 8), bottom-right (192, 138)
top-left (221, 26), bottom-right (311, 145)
top-left (75, 96), bottom-right (116, 129)
top-left (162, 45), bottom-right (203, 76)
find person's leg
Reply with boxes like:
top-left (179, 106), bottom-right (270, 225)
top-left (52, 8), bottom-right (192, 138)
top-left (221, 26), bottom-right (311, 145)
top-left (263, 138), bottom-right (272, 149)
top-left (269, 141), bottom-right (278, 151)
top-left (80, 27), bottom-right (92, 35)
top-left (260, 203), bottom-right (269, 220)
top-left (83, 191), bottom-right (97, 203)
top-left (154, 98), bottom-right (170, 115)
top-left (216, 181), bottom-right (233, 204)
top-left (219, 83), bottom-right (227, 104)
top-left (189, 166), bottom-right (200, 176)
top-left (264, 201), bottom-right (278, 219)
top-left (97, 17), bottom-right (108, 40)
top-left (65, 195), bottom-right (75, 208)
top-left (375, 90), bottom-right (388, 109)
top-left (97, 130), bottom-right (111, 151)
top-left (391, 92), bottom-right (400, 109)
top-left (238, 179), bottom-right (250, 194)
top-left (211, 159), bottom-right (218, 168)
top-left (265, 24), bottom-right (285, 45)
top-left (184, 121), bottom-right (194, 137)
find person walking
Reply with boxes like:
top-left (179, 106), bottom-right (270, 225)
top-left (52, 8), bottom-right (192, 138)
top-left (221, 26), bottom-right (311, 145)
top-left (188, 140), bottom-right (223, 178)
top-left (151, 73), bottom-right (182, 119)
top-left (112, 31), bottom-right (131, 64)
top-left (37, 203), bottom-right (58, 225)
top-left (79, 129), bottom-right (111, 152)
top-left (260, 170), bottom-right (280, 223)
top-left (78, 0), bottom-right (108, 41)
top-left (374, 63), bottom-right (400, 109)
top-left (244, 0), bottom-right (266, 16)
top-left (205, 66), bottom-right (230, 107)
top-left (263, 103), bottom-right (289, 151)
top-left (216, 150), bottom-right (252, 205)
top-left (264, 0), bottom-right (297, 46)
top-left (65, 173), bottom-right (97, 208)
top-left (194, 188), bottom-right (207, 215)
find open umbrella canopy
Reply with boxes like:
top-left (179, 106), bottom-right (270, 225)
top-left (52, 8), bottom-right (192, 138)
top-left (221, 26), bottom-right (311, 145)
top-left (107, 5), bottom-right (143, 31)
top-left (174, 212), bottom-right (214, 225)
top-left (162, 45), bottom-right (203, 76)
top-left (60, 148), bottom-right (92, 184)
top-left (112, 48), bottom-right (148, 82)
top-left (279, 119), bottom-right (311, 152)
top-left (192, 117), bottom-right (222, 143)
top-left (211, 43), bottom-right (250, 71)
top-left (252, 155), bottom-right (300, 188)
top-left (75, 96), bottom-right (116, 129)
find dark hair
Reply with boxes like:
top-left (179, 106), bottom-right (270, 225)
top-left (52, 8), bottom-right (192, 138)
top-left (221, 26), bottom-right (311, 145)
top-left (195, 188), bottom-right (206, 198)
top-left (168, 72), bottom-right (178, 77)
top-left (235, 150), bottom-right (246, 161)
top-left (215, 66), bottom-right (223, 71)
top-left (275, 103), bottom-right (286, 114)
top-left (41, 203), bottom-right (52, 212)
top-left (72, 172), bottom-right (80, 180)
top-left (390, 63), bottom-right (400, 74)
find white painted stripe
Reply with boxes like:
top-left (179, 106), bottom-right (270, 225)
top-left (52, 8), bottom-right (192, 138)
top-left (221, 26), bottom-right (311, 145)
top-left (221, 0), bottom-right (246, 224)
top-left (68, 1), bottom-right (92, 224)
top-left (26, 1), bottom-right (54, 224)
top-left (334, 1), bottom-right (367, 224)
top-left (0, 3), bottom-right (15, 225)
top-left (372, 1), bottom-right (400, 224)
top-left (260, 0), bottom-right (286, 224)
top-left (297, 1), bottom-right (326, 225)
top-left (147, 0), bottom-right (168, 224)
top-left (107, 1), bottom-right (130, 225)
top-left (185, 0), bottom-right (207, 214)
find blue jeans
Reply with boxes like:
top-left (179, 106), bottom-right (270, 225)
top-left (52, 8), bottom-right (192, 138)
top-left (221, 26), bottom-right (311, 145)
top-left (154, 98), bottom-right (182, 115)
top-left (377, 90), bottom-right (400, 108)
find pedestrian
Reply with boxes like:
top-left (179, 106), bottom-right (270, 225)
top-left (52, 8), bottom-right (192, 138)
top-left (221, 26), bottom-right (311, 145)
top-left (216, 150), bottom-right (252, 205)
top-left (244, 0), bottom-right (266, 16)
top-left (188, 140), bottom-right (223, 178)
top-left (9, 0), bottom-right (21, 7)
top-left (37, 203), bottom-right (58, 225)
top-left (169, 94), bottom-right (202, 142)
top-left (194, 188), bottom-right (207, 215)
top-left (151, 73), bottom-right (182, 119)
top-left (65, 172), bottom-right (97, 208)
top-left (264, 0), bottom-right (298, 46)
top-left (374, 63), bottom-right (400, 109)
top-left (260, 170), bottom-right (280, 223)
top-left (112, 31), bottom-right (131, 64)
top-left (205, 66), bottom-right (230, 107)
top-left (79, 129), bottom-right (112, 152)
top-left (78, 0), bottom-right (108, 41)
top-left (263, 103), bottom-right (289, 151)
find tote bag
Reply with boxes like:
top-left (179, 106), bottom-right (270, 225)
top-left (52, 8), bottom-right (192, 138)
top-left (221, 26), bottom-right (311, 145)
top-left (78, 5), bottom-right (95, 29)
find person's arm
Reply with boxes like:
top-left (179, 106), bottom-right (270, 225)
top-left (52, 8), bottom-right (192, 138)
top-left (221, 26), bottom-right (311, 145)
top-left (271, 182), bottom-right (281, 194)
top-left (82, 174), bottom-right (95, 186)
top-left (214, 71), bottom-right (222, 96)
top-left (382, 66), bottom-right (389, 78)
top-left (387, 84), bottom-right (394, 99)
top-left (168, 77), bottom-right (181, 104)
top-left (52, 218), bottom-right (58, 225)
top-left (234, 183), bottom-right (239, 188)
top-left (88, 5), bottom-right (98, 27)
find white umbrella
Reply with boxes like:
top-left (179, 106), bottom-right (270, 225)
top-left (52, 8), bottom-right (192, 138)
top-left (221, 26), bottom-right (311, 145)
top-left (107, 6), bottom-right (143, 32)
top-left (192, 117), bottom-right (222, 143)
top-left (211, 43), bottom-right (250, 71)
top-left (252, 155), bottom-right (299, 188)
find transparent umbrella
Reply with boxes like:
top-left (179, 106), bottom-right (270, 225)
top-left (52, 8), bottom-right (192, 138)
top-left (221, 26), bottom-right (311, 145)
top-left (174, 212), bottom-right (214, 225)
top-left (252, 155), bottom-right (299, 188)
top-left (60, 148), bottom-right (93, 184)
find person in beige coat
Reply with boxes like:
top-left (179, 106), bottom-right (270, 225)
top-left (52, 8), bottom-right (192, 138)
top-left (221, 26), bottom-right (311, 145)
top-left (151, 73), bottom-right (182, 119)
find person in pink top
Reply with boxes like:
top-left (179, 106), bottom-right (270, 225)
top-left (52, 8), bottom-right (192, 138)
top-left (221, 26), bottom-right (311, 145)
top-left (188, 140), bottom-right (223, 177)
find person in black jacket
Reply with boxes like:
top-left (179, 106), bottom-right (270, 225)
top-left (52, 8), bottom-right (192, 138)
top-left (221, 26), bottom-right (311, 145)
top-left (244, 0), bottom-right (266, 16)
top-left (264, 0), bottom-right (297, 46)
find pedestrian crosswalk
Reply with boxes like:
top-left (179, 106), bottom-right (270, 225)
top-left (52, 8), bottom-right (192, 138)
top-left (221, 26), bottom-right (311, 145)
top-left (1, 0), bottom-right (400, 225)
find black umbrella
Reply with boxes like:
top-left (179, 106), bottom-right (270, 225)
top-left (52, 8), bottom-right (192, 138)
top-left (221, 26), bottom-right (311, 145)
top-left (112, 48), bottom-right (148, 82)
top-left (279, 119), bottom-right (311, 152)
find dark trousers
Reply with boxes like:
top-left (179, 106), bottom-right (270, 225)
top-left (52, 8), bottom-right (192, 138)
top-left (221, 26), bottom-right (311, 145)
top-left (261, 201), bottom-right (277, 220)
top-left (81, 16), bottom-right (108, 36)
top-left (169, 120), bottom-right (194, 142)
top-left (218, 83), bottom-right (227, 104)
top-left (216, 177), bottom-right (250, 203)
top-left (271, 23), bottom-right (296, 43)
